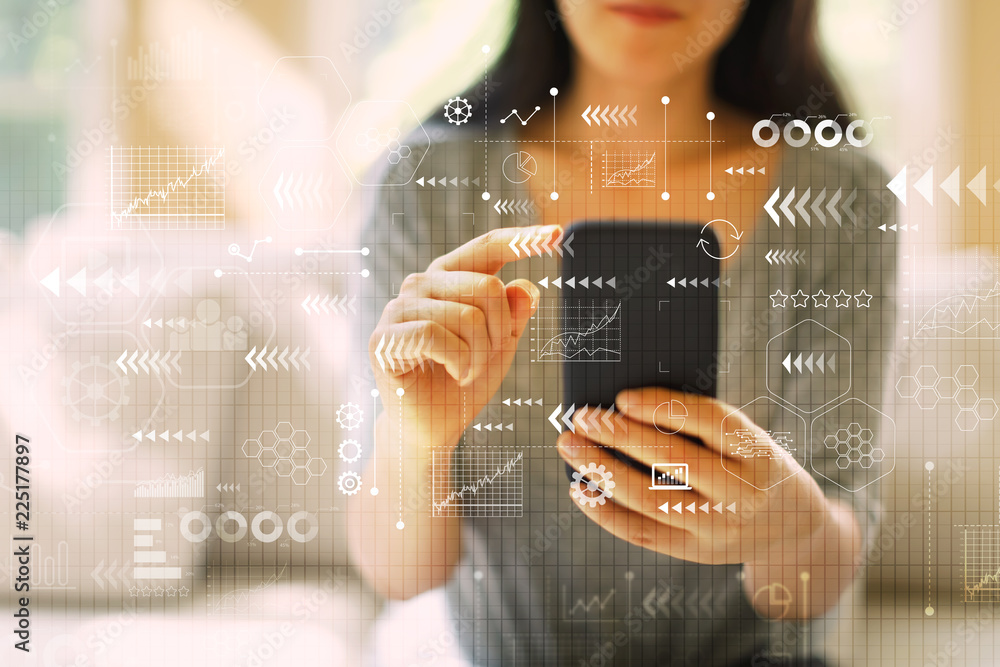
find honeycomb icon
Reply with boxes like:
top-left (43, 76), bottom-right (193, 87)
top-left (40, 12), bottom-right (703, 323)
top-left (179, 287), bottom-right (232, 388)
top-left (895, 364), bottom-right (997, 432)
top-left (242, 421), bottom-right (328, 485)
top-left (825, 422), bottom-right (883, 470)
top-left (355, 126), bottom-right (412, 165)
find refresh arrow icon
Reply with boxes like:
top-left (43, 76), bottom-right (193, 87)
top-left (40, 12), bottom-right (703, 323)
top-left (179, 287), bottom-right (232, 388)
top-left (697, 219), bottom-right (742, 261)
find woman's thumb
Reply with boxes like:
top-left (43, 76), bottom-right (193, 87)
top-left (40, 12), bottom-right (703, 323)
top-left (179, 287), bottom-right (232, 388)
top-left (505, 278), bottom-right (539, 339)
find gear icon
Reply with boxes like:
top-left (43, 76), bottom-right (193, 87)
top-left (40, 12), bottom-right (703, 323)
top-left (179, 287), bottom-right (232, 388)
top-left (336, 402), bottom-right (364, 430)
top-left (443, 96), bottom-right (472, 125)
top-left (338, 470), bottom-right (362, 495)
top-left (338, 439), bottom-right (362, 463)
top-left (570, 463), bottom-right (615, 508)
top-left (62, 356), bottom-right (130, 426)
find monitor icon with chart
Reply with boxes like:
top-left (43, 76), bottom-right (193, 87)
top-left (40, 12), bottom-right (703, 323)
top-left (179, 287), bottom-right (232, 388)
top-left (649, 463), bottom-right (691, 490)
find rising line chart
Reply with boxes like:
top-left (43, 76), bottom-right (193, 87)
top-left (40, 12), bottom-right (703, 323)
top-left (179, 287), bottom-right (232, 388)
top-left (109, 146), bottom-right (226, 230)
top-left (536, 299), bottom-right (622, 362)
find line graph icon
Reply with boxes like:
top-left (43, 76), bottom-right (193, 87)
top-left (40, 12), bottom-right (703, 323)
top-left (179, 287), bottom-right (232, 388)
top-left (603, 152), bottom-right (655, 188)
top-left (500, 106), bottom-right (541, 125)
top-left (431, 450), bottom-right (523, 517)
top-left (963, 527), bottom-right (1000, 602)
top-left (536, 298), bottom-right (622, 362)
top-left (904, 249), bottom-right (999, 341)
top-left (563, 586), bottom-right (616, 619)
top-left (108, 146), bottom-right (225, 230)
top-left (133, 468), bottom-right (205, 498)
top-left (916, 283), bottom-right (1000, 339)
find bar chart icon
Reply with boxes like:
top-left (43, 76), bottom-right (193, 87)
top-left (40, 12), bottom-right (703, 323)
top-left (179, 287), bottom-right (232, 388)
top-left (133, 518), bottom-right (181, 580)
top-left (649, 463), bottom-right (690, 490)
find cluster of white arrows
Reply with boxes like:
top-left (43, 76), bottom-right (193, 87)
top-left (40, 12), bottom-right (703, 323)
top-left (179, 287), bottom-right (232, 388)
top-left (781, 352), bottom-right (836, 374)
top-left (508, 230), bottom-right (574, 258)
top-left (878, 223), bottom-right (918, 233)
top-left (40, 266), bottom-right (142, 298)
top-left (502, 397), bottom-right (542, 406)
top-left (472, 423), bottom-right (514, 432)
top-left (548, 404), bottom-right (627, 434)
top-left (372, 332), bottom-right (429, 373)
top-left (116, 350), bottom-right (182, 375)
top-left (244, 345), bottom-right (311, 371)
top-left (765, 249), bottom-right (806, 266)
top-left (581, 104), bottom-right (638, 127)
top-left (132, 429), bottom-right (210, 442)
top-left (886, 165), bottom-right (997, 207)
top-left (300, 294), bottom-right (358, 315)
top-left (272, 171), bottom-right (332, 211)
top-left (142, 317), bottom-right (193, 329)
top-left (724, 166), bottom-right (765, 175)
top-left (538, 276), bottom-right (616, 289)
top-left (216, 483), bottom-right (240, 492)
top-left (667, 277), bottom-right (731, 288)
top-left (658, 501), bottom-right (737, 515)
top-left (90, 560), bottom-right (130, 590)
top-left (763, 187), bottom-right (857, 226)
top-left (493, 199), bottom-right (536, 215)
top-left (415, 176), bottom-right (481, 187)
top-left (638, 585), bottom-right (726, 618)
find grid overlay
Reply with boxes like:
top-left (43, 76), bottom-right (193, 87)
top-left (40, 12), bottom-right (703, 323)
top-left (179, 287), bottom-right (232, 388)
top-left (431, 449), bottom-right (524, 518)
top-left (108, 146), bottom-right (226, 230)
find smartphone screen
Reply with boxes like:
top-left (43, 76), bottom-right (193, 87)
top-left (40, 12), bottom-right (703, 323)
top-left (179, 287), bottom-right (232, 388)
top-left (559, 221), bottom-right (720, 475)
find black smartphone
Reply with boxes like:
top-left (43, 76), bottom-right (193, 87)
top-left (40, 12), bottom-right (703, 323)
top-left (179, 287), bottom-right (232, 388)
top-left (558, 221), bottom-right (720, 477)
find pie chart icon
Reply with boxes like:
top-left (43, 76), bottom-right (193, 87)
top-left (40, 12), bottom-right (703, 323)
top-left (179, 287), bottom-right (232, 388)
top-left (752, 583), bottom-right (792, 619)
top-left (502, 151), bottom-right (537, 184)
top-left (653, 399), bottom-right (688, 435)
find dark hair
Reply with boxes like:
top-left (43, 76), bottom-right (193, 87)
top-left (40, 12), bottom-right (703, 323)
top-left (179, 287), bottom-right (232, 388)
top-left (482, 0), bottom-right (847, 123)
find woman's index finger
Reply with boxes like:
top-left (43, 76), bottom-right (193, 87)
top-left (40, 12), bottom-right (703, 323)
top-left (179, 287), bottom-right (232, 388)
top-left (428, 225), bottom-right (563, 274)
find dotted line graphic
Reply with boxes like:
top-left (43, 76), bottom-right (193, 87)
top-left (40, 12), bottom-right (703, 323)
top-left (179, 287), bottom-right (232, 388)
top-left (926, 462), bottom-right (934, 616)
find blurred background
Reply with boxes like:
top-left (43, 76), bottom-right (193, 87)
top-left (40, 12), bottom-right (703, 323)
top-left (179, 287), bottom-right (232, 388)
top-left (2, 0), bottom-right (1000, 665)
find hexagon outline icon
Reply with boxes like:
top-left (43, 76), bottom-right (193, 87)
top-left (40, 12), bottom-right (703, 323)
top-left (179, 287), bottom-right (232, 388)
top-left (720, 396), bottom-right (807, 491)
top-left (810, 397), bottom-right (895, 493)
top-left (766, 318), bottom-right (852, 414)
top-left (257, 55), bottom-right (351, 143)
top-left (335, 99), bottom-right (430, 186)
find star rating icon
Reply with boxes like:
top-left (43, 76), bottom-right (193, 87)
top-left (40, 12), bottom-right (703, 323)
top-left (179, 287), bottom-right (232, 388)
top-left (770, 288), bottom-right (875, 309)
top-left (832, 289), bottom-right (852, 307)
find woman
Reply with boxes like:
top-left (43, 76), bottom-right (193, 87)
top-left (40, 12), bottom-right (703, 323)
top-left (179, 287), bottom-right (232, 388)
top-left (349, 1), bottom-right (897, 664)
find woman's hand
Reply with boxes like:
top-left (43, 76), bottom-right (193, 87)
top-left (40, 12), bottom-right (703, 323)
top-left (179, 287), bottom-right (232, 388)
top-left (556, 387), bottom-right (864, 618)
top-left (370, 225), bottom-right (561, 450)
top-left (556, 387), bottom-right (839, 565)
